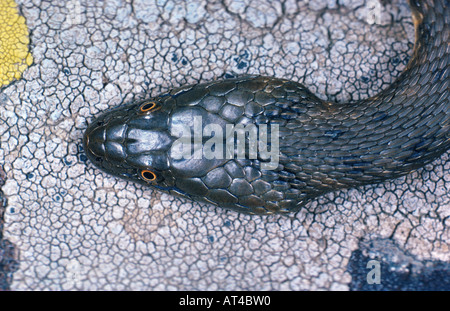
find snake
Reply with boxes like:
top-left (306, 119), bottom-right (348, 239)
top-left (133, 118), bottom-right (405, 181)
top-left (83, 0), bottom-right (449, 215)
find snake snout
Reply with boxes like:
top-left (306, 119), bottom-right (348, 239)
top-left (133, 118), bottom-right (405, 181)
top-left (83, 114), bottom-right (129, 168)
top-left (83, 119), bottom-right (108, 165)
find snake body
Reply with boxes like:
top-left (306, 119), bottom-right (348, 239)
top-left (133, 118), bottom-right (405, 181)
top-left (83, 0), bottom-right (449, 215)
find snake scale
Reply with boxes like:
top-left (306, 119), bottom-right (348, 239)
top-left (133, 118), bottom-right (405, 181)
top-left (83, 0), bottom-right (449, 215)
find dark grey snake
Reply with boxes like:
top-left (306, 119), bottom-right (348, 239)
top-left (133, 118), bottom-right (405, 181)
top-left (83, 0), bottom-right (449, 215)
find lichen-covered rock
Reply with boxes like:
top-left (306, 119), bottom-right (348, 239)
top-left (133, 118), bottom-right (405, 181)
top-left (0, 0), bottom-right (448, 290)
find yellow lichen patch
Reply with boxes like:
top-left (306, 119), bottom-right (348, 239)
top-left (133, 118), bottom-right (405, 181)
top-left (0, 0), bottom-right (33, 88)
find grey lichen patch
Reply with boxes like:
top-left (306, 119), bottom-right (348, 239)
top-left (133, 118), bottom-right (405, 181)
top-left (120, 191), bottom-right (183, 244)
top-left (133, 0), bottom-right (208, 25)
top-left (0, 0), bottom-right (448, 290)
top-left (223, 0), bottom-right (283, 28)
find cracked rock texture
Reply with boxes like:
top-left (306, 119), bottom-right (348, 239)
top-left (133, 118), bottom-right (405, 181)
top-left (0, 0), bottom-right (449, 290)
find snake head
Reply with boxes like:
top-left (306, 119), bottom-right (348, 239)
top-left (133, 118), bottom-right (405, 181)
top-left (83, 99), bottom-right (176, 189)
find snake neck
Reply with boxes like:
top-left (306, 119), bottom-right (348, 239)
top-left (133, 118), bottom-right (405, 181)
top-left (365, 0), bottom-right (449, 170)
top-left (373, 0), bottom-right (450, 164)
top-left (284, 0), bottom-right (449, 193)
top-left (376, 0), bottom-right (449, 107)
top-left (408, 0), bottom-right (449, 70)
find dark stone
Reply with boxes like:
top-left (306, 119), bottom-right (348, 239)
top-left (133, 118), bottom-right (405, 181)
top-left (0, 166), bottom-right (19, 291)
top-left (347, 238), bottom-right (450, 291)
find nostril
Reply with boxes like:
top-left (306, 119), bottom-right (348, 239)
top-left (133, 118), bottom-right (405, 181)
top-left (87, 139), bottom-right (106, 158)
top-left (89, 126), bottom-right (106, 143)
top-left (84, 124), bottom-right (106, 158)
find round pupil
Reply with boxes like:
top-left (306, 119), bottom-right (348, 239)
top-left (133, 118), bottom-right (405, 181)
top-left (141, 102), bottom-right (155, 111)
top-left (142, 171), bottom-right (155, 180)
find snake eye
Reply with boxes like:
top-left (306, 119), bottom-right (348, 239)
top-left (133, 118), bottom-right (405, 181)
top-left (141, 169), bottom-right (157, 182)
top-left (139, 101), bottom-right (160, 113)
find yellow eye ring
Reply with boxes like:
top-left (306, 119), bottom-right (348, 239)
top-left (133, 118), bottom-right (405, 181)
top-left (141, 169), bottom-right (157, 182)
top-left (140, 101), bottom-right (160, 113)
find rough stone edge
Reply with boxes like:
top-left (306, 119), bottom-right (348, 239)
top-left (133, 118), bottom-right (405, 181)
top-left (0, 166), bottom-right (19, 291)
